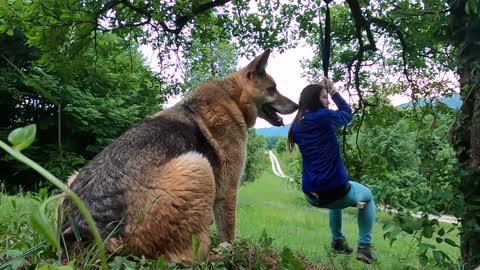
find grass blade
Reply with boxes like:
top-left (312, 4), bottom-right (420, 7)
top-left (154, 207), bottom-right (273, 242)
top-left (0, 243), bottom-right (46, 270)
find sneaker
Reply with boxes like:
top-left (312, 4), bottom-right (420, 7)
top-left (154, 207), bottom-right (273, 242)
top-left (356, 244), bottom-right (377, 264)
top-left (331, 238), bottom-right (353, 254)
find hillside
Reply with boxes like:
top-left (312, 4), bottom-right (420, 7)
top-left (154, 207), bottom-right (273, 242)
top-left (256, 93), bottom-right (462, 137)
top-left (398, 93), bottom-right (462, 109)
top-left (256, 125), bottom-right (291, 137)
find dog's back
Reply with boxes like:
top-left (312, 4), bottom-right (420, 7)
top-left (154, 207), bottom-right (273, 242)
top-left (63, 103), bottom-right (218, 260)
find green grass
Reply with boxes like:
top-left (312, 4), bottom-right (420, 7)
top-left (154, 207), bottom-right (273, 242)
top-left (0, 171), bottom-right (461, 269)
top-left (0, 193), bottom-right (47, 269)
top-left (237, 170), bottom-right (461, 270)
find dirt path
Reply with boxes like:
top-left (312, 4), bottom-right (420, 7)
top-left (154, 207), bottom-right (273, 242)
top-left (268, 151), bottom-right (294, 182)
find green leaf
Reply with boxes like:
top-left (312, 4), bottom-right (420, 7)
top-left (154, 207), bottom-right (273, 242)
top-left (7, 124), bottom-right (36, 151)
top-left (465, 0), bottom-right (479, 15)
top-left (473, 0), bottom-right (479, 14)
top-left (444, 238), bottom-right (459, 247)
top-left (432, 250), bottom-right (443, 264)
top-left (0, 244), bottom-right (45, 270)
top-left (156, 256), bottom-right (165, 269)
top-left (418, 243), bottom-right (436, 254)
top-left (36, 265), bottom-right (72, 270)
top-left (437, 227), bottom-right (445, 236)
top-left (192, 234), bottom-right (200, 263)
top-left (447, 226), bottom-right (456, 233)
top-left (39, 187), bottom-right (48, 201)
top-left (419, 253), bottom-right (429, 266)
top-left (4, 249), bottom-right (23, 257)
top-left (281, 247), bottom-right (305, 270)
top-left (422, 225), bottom-right (434, 239)
top-left (56, 201), bottom-right (63, 249)
top-left (439, 250), bottom-right (452, 262)
top-left (30, 210), bottom-right (60, 250)
top-left (1, 249), bottom-right (25, 270)
top-left (67, 214), bottom-right (82, 242)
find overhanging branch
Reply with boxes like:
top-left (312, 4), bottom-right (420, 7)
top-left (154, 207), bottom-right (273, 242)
top-left (346, 0), bottom-right (376, 51)
top-left (370, 17), bottom-right (411, 82)
top-left (175, 0), bottom-right (232, 34)
top-left (112, 0), bottom-right (232, 35)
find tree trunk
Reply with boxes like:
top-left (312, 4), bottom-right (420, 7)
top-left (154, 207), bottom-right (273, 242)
top-left (449, 0), bottom-right (480, 268)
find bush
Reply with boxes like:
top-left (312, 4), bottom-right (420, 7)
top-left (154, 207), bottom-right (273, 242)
top-left (241, 130), bottom-right (269, 185)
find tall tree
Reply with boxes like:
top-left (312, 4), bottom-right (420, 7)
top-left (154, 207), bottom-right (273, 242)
top-left (0, 28), bottom-right (163, 191)
top-left (449, 0), bottom-right (480, 267)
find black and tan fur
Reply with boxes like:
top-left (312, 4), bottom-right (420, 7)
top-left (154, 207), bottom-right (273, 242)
top-left (62, 50), bottom-right (298, 264)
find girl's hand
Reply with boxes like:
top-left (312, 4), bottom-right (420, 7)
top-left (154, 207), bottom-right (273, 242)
top-left (322, 77), bottom-right (337, 95)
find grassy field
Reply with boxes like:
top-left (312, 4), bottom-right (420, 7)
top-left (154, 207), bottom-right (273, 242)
top-left (0, 169), bottom-right (460, 269)
top-left (236, 169), bottom-right (460, 270)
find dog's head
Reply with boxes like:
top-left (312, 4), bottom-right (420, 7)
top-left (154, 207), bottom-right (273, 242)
top-left (229, 49), bottom-right (299, 127)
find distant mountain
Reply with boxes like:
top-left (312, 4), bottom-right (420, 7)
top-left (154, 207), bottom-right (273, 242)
top-left (256, 124), bottom-right (291, 137)
top-left (256, 94), bottom-right (462, 137)
top-left (398, 93), bottom-right (462, 110)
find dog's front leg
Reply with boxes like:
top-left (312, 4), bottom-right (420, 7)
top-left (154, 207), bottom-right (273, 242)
top-left (213, 189), bottom-right (238, 243)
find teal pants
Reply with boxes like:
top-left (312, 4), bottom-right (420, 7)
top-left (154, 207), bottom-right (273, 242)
top-left (306, 181), bottom-right (375, 245)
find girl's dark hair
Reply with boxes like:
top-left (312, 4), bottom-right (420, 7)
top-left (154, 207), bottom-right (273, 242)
top-left (287, 83), bottom-right (328, 151)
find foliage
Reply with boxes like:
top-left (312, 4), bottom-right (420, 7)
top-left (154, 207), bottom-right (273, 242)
top-left (237, 169), bottom-right (460, 269)
top-left (0, 0), bottom-right (303, 89)
top-left (275, 137), bottom-right (288, 155)
top-left (0, 169), bottom-right (461, 269)
top-left (278, 148), bottom-right (303, 189)
top-left (0, 125), bottom-right (108, 269)
top-left (0, 28), bottom-right (162, 192)
top-left (241, 130), bottom-right (268, 185)
top-left (0, 193), bottom-right (323, 269)
top-left (0, 0), bottom-right (478, 267)
top-left (225, 234), bottom-right (313, 270)
top-left (281, 100), bottom-right (463, 268)
top-left (339, 98), bottom-right (463, 268)
top-left (182, 10), bottom-right (239, 92)
top-left (265, 136), bottom-right (281, 150)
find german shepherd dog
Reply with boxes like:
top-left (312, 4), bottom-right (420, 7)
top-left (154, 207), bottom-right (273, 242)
top-left (62, 49), bottom-right (298, 264)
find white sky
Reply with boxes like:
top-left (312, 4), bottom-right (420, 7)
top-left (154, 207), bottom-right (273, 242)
top-left (141, 45), bottom-right (411, 128)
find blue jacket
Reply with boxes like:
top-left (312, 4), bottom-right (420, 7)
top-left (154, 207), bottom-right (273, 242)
top-left (292, 93), bottom-right (353, 193)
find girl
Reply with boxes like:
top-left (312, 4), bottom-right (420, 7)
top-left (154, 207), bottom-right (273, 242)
top-left (287, 78), bottom-right (377, 264)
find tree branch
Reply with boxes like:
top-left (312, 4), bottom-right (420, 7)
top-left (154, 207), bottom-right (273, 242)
top-left (370, 17), bottom-right (410, 82)
top-left (174, 0), bottom-right (232, 34)
top-left (346, 0), bottom-right (376, 51)
top-left (118, 0), bottom-right (153, 17)
top-left (116, 0), bottom-right (231, 35)
top-left (391, 4), bottom-right (451, 16)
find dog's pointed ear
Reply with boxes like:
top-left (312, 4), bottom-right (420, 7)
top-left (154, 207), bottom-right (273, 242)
top-left (246, 49), bottom-right (271, 78)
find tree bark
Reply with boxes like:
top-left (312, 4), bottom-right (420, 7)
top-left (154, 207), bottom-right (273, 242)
top-left (449, 0), bottom-right (480, 268)
top-left (454, 72), bottom-right (480, 269)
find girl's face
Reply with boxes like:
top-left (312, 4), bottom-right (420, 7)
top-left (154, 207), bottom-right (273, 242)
top-left (319, 89), bottom-right (330, 108)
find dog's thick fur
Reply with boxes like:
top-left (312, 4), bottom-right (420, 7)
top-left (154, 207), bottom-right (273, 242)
top-left (62, 50), bottom-right (298, 264)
